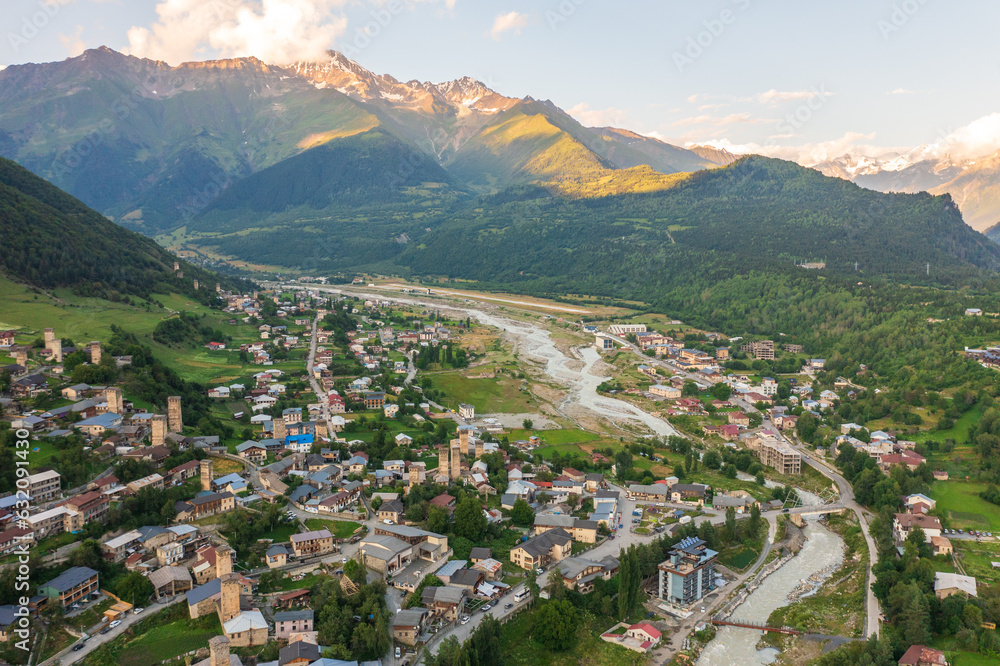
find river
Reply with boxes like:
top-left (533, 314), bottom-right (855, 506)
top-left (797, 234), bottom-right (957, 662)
top-left (696, 521), bottom-right (845, 665)
top-left (332, 287), bottom-right (680, 437)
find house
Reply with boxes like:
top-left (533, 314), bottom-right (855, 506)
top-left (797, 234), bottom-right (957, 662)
top-left (377, 499), bottom-right (404, 524)
top-left (36, 566), bottom-right (99, 608)
top-left (392, 607), bottom-right (429, 646)
top-left (266, 544), bottom-right (288, 569)
top-left (905, 493), bottom-right (936, 511)
top-left (931, 536), bottom-right (953, 557)
top-left (430, 493), bottom-right (457, 514)
top-left (898, 645), bottom-right (948, 666)
top-left (274, 609), bottom-right (314, 639)
top-left (893, 514), bottom-right (942, 544)
top-left (469, 547), bottom-right (492, 563)
top-left (458, 403), bottom-right (475, 420)
top-left (556, 555), bottom-right (619, 593)
top-left (175, 492), bottom-right (235, 521)
top-left (626, 484), bottom-right (670, 502)
top-left (727, 412), bottom-right (750, 427)
top-left (148, 565), bottom-right (194, 600)
top-left (364, 392), bottom-right (386, 409)
top-left (510, 528), bottom-right (572, 570)
top-left (626, 622), bottom-right (662, 647)
top-left (25, 470), bottom-right (61, 502)
top-left (534, 515), bottom-right (599, 543)
top-left (236, 440), bottom-right (267, 463)
top-left (671, 483), bottom-right (708, 505)
top-left (649, 384), bottom-right (681, 399)
top-left (290, 529), bottom-right (334, 557)
top-left (934, 572), bottom-right (977, 599)
top-left (421, 585), bottom-right (466, 622)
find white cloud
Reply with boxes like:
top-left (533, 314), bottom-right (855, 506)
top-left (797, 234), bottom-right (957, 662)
top-left (490, 11), bottom-right (530, 40)
top-left (126, 0), bottom-right (353, 65)
top-left (673, 113), bottom-right (775, 128)
top-left (567, 103), bottom-right (628, 128)
top-left (755, 88), bottom-right (831, 105)
top-left (887, 88), bottom-right (917, 95)
top-left (926, 113), bottom-right (1000, 160)
top-left (59, 25), bottom-right (86, 57)
top-left (693, 131), bottom-right (889, 165)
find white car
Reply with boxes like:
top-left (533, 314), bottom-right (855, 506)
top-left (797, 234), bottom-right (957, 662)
top-left (395, 647), bottom-right (401, 659)
top-left (109, 620), bottom-right (122, 629)
top-left (133, 608), bottom-right (145, 615)
top-left (460, 616), bottom-right (471, 625)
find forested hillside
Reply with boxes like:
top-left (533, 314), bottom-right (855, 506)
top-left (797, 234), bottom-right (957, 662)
top-left (0, 157), bottom-right (244, 301)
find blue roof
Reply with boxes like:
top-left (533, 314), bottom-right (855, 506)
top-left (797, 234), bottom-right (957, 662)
top-left (186, 578), bottom-right (221, 606)
top-left (39, 566), bottom-right (97, 593)
top-left (76, 412), bottom-right (121, 428)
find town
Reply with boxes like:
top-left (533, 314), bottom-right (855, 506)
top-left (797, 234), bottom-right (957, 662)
top-left (0, 281), bottom-right (996, 666)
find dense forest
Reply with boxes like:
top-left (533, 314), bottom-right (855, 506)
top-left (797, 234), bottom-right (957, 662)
top-left (0, 157), bottom-right (248, 301)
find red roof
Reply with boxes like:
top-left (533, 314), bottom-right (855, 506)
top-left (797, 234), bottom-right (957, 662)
top-left (277, 589), bottom-right (310, 601)
top-left (898, 645), bottom-right (946, 666)
top-left (630, 622), bottom-right (661, 639)
top-left (654, 480), bottom-right (669, 485)
top-left (93, 475), bottom-right (119, 487)
top-left (533, 481), bottom-right (553, 488)
top-left (430, 493), bottom-right (456, 508)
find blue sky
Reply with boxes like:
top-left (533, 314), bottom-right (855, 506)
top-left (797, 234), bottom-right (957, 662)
top-left (4, 0), bottom-right (1000, 163)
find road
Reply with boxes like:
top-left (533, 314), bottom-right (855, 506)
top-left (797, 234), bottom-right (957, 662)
top-left (307, 314), bottom-right (332, 424)
top-left (611, 337), bottom-right (882, 638)
top-left (43, 599), bottom-right (181, 666)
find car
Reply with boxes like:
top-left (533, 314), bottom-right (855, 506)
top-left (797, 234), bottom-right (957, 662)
top-left (343, 557), bottom-right (349, 563)
top-left (109, 620), bottom-right (122, 629)
top-left (535, 568), bottom-right (544, 575)
top-left (384, 519), bottom-right (394, 525)
top-left (482, 604), bottom-right (492, 612)
top-left (395, 647), bottom-right (401, 659)
top-left (504, 603), bottom-right (513, 610)
top-left (100, 628), bottom-right (110, 635)
top-left (700, 606), bottom-right (706, 613)
top-left (608, 535), bottom-right (615, 540)
top-left (782, 508), bottom-right (790, 513)
top-left (460, 616), bottom-right (471, 625)
top-left (73, 643), bottom-right (85, 651)
top-left (133, 608), bottom-right (144, 615)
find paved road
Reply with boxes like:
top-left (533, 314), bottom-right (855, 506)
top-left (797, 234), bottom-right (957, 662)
top-left (610, 338), bottom-right (882, 638)
top-left (43, 598), bottom-right (181, 666)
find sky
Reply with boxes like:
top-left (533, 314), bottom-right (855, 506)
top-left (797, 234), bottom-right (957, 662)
top-left (4, 0), bottom-right (1000, 165)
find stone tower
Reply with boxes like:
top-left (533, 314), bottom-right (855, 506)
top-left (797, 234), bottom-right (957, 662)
top-left (89, 341), bottom-right (101, 364)
top-left (177, 271), bottom-right (183, 279)
top-left (173, 261), bottom-right (180, 271)
top-left (437, 447), bottom-right (449, 480)
top-left (450, 441), bottom-right (461, 481)
top-left (407, 466), bottom-right (420, 495)
top-left (273, 419), bottom-right (286, 442)
top-left (475, 439), bottom-right (484, 459)
top-left (193, 279), bottom-right (199, 290)
top-left (219, 573), bottom-right (241, 622)
top-left (43, 328), bottom-right (54, 345)
top-left (315, 419), bottom-right (328, 439)
top-left (201, 459), bottom-right (213, 492)
top-left (209, 635), bottom-right (231, 666)
top-left (458, 426), bottom-right (473, 453)
top-left (151, 415), bottom-right (167, 446)
top-left (215, 544), bottom-right (233, 577)
top-left (167, 396), bottom-right (183, 433)
top-left (105, 387), bottom-right (123, 415)
top-left (216, 283), bottom-right (221, 293)
top-left (14, 349), bottom-right (27, 367)
top-left (47, 339), bottom-right (62, 363)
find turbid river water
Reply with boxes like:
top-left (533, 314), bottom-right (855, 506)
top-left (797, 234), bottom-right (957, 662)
top-left (332, 287), bottom-right (680, 437)
top-left (322, 286), bottom-right (844, 664)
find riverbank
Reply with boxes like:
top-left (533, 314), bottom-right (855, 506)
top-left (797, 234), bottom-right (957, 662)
top-left (695, 521), bottom-right (845, 665)
top-left (760, 512), bottom-right (868, 664)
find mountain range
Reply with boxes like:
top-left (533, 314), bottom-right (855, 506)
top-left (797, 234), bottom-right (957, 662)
top-left (0, 46), bottom-right (734, 235)
top-left (815, 149), bottom-right (1000, 231)
top-left (1, 47), bottom-right (999, 291)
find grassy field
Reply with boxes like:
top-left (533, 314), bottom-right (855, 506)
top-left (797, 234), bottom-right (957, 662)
top-left (498, 607), bottom-right (646, 666)
top-left (431, 370), bottom-right (536, 414)
top-left (953, 540), bottom-right (1000, 583)
top-left (39, 624), bottom-right (76, 662)
top-left (717, 545), bottom-right (758, 571)
top-left (210, 457), bottom-right (245, 477)
top-left (508, 428), bottom-right (600, 445)
top-left (931, 481), bottom-right (1000, 532)
top-left (304, 518), bottom-right (362, 539)
top-left (81, 604), bottom-right (222, 666)
top-left (260, 522), bottom-right (299, 543)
